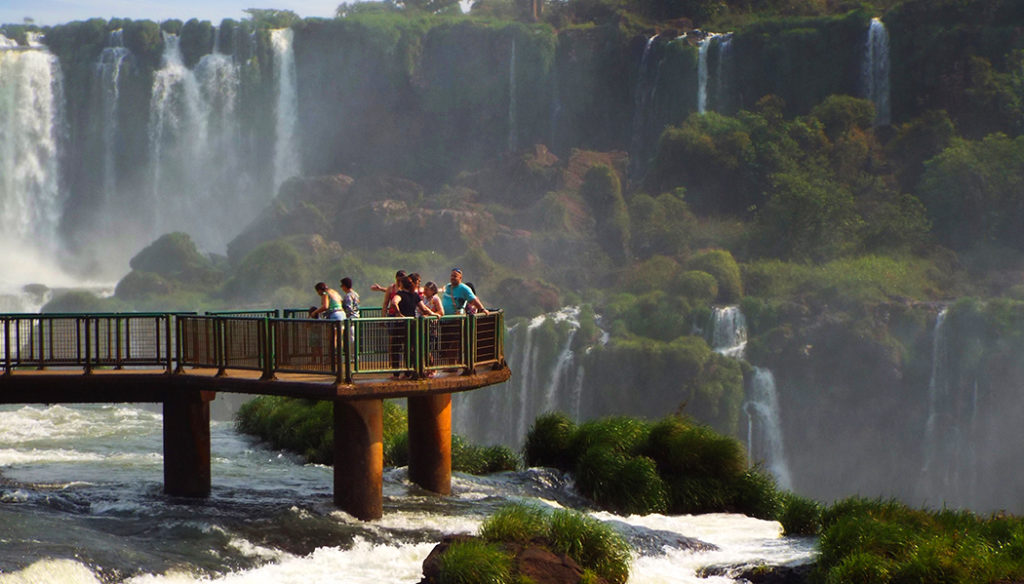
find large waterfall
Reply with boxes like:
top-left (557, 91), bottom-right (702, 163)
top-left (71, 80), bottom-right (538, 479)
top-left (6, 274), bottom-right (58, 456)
top-left (146, 32), bottom-right (251, 252)
top-left (271, 28), bottom-right (300, 192)
top-left (0, 37), bottom-right (77, 304)
top-left (96, 29), bottom-right (131, 233)
top-left (863, 17), bottom-right (891, 126)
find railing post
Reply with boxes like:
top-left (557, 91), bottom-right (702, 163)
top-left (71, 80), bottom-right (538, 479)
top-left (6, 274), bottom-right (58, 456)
top-left (37, 317), bottom-right (45, 370)
top-left (164, 315), bottom-right (174, 374)
top-left (465, 314), bottom-right (476, 375)
top-left (215, 317), bottom-right (226, 377)
top-left (174, 315), bottom-right (185, 374)
top-left (348, 319), bottom-right (358, 382)
top-left (115, 315), bottom-right (124, 370)
top-left (2, 317), bottom-right (10, 376)
top-left (339, 319), bottom-right (349, 385)
top-left (260, 317), bottom-right (275, 381)
top-left (83, 317), bottom-right (93, 375)
top-left (414, 318), bottom-right (424, 379)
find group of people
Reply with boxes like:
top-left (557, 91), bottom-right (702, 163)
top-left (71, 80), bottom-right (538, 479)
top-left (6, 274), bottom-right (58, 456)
top-left (310, 268), bottom-right (486, 321)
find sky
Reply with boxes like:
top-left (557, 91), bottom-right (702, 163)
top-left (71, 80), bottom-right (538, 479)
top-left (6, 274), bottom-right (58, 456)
top-left (0, 0), bottom-right (344, 26)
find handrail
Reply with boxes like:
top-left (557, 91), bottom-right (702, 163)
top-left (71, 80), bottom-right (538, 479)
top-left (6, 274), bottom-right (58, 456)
top-left (1, 310), bottom-right (505, 381)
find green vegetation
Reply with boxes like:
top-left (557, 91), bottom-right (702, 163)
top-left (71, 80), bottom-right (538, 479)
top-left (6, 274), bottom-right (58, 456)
top-left (523, 413), bottom-right (796, 518)
top-left (478, 504), bottom-right (632, 584)
top-left (234, 396), bottom-right (519, 472)
top-left (816, 497), bottom-right (1024, 583)
top-left (436, 539), bottom-right (515, 584)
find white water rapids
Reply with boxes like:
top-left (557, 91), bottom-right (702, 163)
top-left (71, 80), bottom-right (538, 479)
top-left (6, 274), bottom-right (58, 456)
top-left (0, 404), bottom-right (816, 583)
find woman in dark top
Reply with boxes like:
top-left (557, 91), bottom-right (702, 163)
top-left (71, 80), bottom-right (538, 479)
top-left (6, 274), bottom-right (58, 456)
top-left (389, 276), bottom-right (440, 317)
top-left (388, 276), bottom-right (440, 376)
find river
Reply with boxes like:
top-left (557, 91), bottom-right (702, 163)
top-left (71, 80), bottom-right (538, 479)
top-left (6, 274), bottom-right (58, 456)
top-left (0, 403), bottom-right (815, 583)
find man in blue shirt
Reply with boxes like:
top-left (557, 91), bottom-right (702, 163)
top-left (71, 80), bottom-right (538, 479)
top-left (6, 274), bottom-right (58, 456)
top-left (442, 268), bottom-right (487, 315)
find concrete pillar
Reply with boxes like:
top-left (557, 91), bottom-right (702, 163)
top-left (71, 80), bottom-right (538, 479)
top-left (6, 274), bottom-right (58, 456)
top-left (163, 391), bottom-right (214, 497)
top-left (334, 399), bottom-right (384, 520)
top-left (407, 393), bottom-right (452, 495)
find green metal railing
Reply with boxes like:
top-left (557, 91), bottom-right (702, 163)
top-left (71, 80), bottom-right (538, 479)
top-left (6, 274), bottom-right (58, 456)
top-left (0, 313), bottom-right (189, 375)
top-left (3, 310), bottom-right (504, 382)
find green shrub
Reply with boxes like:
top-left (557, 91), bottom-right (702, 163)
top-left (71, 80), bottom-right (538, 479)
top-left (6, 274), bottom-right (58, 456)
top-left (780, 492), bottom-right (823, 536)
top-left (643, 417), bottom-right (747, 481)
top-left (675, 270), bottom-right (719, 303)
top-left (573, 446), bottom-right (669, 515)
top-left (451, 435), bottom-right (520, 474)
top-left (730, 468), bottom-right (783, 520)
top-left (547, 509), bottom-right (632, 584)
top-left (437, 540), bottom-right (515, 584)
top-left (480, 503), bottom-right (549, 544)
top-left (523, 412), bottom-right (577, 470)
top-left (687, 249), bottom-right (743, 303)
top-left (570, 416), bottom-right (651, 459)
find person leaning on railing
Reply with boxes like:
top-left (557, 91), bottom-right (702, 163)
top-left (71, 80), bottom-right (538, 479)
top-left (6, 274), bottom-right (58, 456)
top-left (442, 268), bottom-right (487, 316)
top-left (311, 282), bottom-right (345, 320)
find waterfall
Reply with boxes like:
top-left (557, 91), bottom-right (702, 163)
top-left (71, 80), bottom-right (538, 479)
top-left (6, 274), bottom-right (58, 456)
top-left (629, 35), bottom-right (659, 176)
top-left (507, 36), bottom-right (518, 153)
top-left (271, 28), bottom-right (299, 192)
top-left (146, 32), bottom-right (249, 253)
top-left (697, 35), bottom-right (712, 114)
top-left (714, 34), bottom-right (733, 113)
top-left (745, 368), bottom-right (793, 490)
top-left (96, 30), bottom-right (131, 232)
top-left (709, 307), bottom-right (791, 489)
top-left (710, 305), bottom-right (747, 359)
top-left (919, 307), bottom-right (976, 506)
top-left (0, 40), bottom-right (69, 294)
top-left (454, 307), bottom-right (594, 446)
top-left (863, 17), bottom-right (891, 126)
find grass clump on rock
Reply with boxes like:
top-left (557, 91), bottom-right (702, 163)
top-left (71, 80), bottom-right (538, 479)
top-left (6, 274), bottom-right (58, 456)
top-left (432, 499), bottom-right (630, 581)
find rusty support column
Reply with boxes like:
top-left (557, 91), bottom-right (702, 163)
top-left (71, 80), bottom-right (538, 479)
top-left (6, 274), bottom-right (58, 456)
top-left (407, 393), bottom-right (452, 495)
top-left (163, 391), bottom-right (214, 497)
top-left (334, 399), bottom-right (383, 520)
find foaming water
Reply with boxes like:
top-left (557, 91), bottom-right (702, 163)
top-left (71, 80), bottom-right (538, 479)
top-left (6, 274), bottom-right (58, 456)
top-left (0, 404), bottom-right (816, 583)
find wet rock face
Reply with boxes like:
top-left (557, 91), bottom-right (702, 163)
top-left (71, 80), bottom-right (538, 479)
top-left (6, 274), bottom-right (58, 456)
top-left (698, 562), bottom-right (813, 584)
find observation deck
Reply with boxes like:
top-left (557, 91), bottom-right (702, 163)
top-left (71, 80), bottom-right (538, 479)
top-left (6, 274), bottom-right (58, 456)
top-left (0, 308), bottom-right (510, 520)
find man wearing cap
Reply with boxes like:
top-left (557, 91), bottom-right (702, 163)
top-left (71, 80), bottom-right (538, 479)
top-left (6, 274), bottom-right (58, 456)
top-left (443, 268), bottom-right (487, 315)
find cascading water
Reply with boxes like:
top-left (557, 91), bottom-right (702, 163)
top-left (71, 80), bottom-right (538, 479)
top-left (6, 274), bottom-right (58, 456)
top-left (708, 306), bottom-right (792, 489)
top-left (714, 34), bottom-right (733, 113)
top-left (745, 368), bottom-right (793, 490)
top-left (919, 308), bottom-right (977, 507)
top-left (697, 36), bottom-right (711, 114)
top-left (454, 307), bottom-right (596, 446)
top-left (710, 305), bottom-right (747, 359)
top-left (863, 17), bottom-right (891, 126)
top-left (146, 32), bottom-right (252, 253)
top-left (628, 35), bottom-right (659, 176)
top-left (0, 404), bottom-right (815, 583)
top-left (271, 28), bottom-right (300, 191)
top-left (95, 30), bottom-right (131, 234)
top-left (0, 37), bottom-right (78, 306)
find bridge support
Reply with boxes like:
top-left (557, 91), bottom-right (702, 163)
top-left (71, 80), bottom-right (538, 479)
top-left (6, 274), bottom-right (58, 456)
top-left (334, 398), bottom-right (383, 520)
top-left (407, 393), bottom-right (452, 495)
top-left (163, 391), bottom-right (214, 497)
